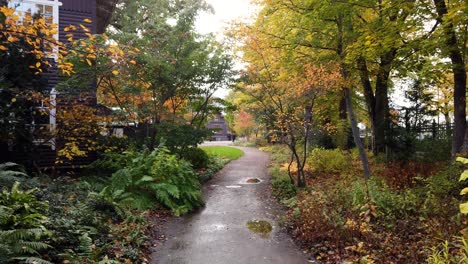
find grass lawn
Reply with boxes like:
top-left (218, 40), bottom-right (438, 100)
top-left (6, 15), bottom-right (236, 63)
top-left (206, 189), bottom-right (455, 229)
top-left (200, 146), bottom-right (244, 160)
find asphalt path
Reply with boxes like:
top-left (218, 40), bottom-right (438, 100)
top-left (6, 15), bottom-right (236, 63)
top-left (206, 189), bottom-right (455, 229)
top-left (150, 143), bottom-right (308, 264)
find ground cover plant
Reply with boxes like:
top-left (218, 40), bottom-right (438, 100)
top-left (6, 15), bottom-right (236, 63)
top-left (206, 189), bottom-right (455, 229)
top-left (261, 144), bottom-right (465, 263)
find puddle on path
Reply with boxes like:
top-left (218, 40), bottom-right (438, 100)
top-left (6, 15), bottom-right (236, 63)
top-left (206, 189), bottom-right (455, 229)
top-left (226, 185), bottom-right (242, 188)
top-left (246, 220), bottom-right (273, 239)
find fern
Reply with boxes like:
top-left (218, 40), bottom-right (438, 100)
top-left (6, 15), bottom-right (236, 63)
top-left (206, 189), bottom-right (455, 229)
top-left (77, 233), bottom-right (93, 257)
top-left (0, 228), bottom-right (51, 263)
top-left (0, 182), bottom-right (51, 263)
top-left (14, 257), bottom-right (53, 264)
top-left (0, 162), bottom-right (28, 188)
top-left (105, 146), bottom-right (204, 215)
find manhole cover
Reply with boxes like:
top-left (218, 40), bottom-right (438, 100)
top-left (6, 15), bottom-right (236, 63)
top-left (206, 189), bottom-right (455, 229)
top-left (246, 178), bottom-right (261, 183)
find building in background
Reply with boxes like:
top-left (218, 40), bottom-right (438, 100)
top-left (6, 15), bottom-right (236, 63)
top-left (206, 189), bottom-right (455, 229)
top-left (206, 112), bottom-right (231, 141)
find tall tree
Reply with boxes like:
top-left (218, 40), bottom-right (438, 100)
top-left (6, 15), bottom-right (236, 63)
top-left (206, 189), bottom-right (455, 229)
top-left (432, 0), bottom-right (467, 154)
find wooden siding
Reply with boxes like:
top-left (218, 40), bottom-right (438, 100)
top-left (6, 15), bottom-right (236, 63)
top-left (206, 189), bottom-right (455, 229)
top-left (59, 0), bottom-right (96, 44)
top-left (4, 0), bottom-right (100, 170)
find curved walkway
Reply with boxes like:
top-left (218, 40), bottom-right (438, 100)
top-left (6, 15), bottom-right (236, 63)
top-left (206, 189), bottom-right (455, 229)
top-left (150, 145), bottom-right (308, 264)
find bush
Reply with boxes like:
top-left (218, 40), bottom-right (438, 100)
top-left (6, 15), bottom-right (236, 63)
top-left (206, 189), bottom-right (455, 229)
top-left (271, 165), bottom-right (296, 202)
top-left (180, 147), bottom-right (209, 169)
top-left (0, 182), bottom-right (51, 263)
top-left (198, 156), bottom-right (226, 182)
top-left (105, 147), bottom-right (204, 215)
top-left (351, 178), bottom-right (419, 222)
top-left (86, 151), bottom-right (136, 175)
top-left (307, 148), bottom-right (349, 173)
top-left (415, 138), bottom-right (451, 162)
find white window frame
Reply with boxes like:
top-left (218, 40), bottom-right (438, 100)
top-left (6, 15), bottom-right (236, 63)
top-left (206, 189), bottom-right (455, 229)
top-left (8, 0), bottom-right (62, 42)
top-left (8, 0), bottom-right (61, 150)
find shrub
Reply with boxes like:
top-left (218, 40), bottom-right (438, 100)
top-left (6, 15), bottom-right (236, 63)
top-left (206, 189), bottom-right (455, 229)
top-left (105, 147), bottom-right (204, 215)
top-left (351, 178), bottom-right (419, 222)
top-left (307, 148), bottom-right (349, 173)
top-left (180, 147), bottom-right (209, 170)
top-left (0, 182), bottom-right (51, 263)
top-left (285, 190), bottom-right (348, 244)
top-left (86, 151), bottom-right (136, 175)
top-left (271, 166), bottom-right (296, 202)
top-left (198, 156), bottom-right (226, 182)
top-left (415, 138), bottom-right (451, 162)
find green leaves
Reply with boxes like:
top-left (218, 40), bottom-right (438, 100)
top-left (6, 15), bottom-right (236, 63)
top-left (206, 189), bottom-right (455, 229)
top-left (105, 146), bottom-right (204, 215)
top-left (457, 157), bottom-right (468, 214)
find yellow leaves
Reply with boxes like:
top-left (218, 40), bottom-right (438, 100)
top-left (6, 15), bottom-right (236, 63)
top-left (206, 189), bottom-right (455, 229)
top-left (36, 62), bottom-right (41, 68)
top-left (7, 36), bottom-right (19, 42)
top-left (112, 70), bottom-right (119, 76)
top-left (130, 60), bottom-right (137, 65)
top-left (83, 18), bottom-right (92, 23)
top-left (0, 6), bottom-right (15, 17)
top-left (79, 24), bottom-right (90, 32)
top-left (86, 59), bottom-right (93, 66)
top-left (11, 98), bottom-right (16, 103)
top-left (0, 45), bottom-right (7, 51)
top-left (460, 188), bottom-right (468, 195)
top-left (460, 202), bottom-right (468, 214)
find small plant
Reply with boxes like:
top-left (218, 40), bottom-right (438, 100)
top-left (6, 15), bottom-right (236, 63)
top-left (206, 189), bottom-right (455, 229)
top-left (428, 237), bottom-right (468, 263)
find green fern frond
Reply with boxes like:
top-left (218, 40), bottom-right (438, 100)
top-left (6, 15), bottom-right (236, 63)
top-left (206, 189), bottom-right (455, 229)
top-left (78, 233), bottom-right (93, 256)
top-left (14, 256), bottom-right (53, 264)
top-left (0, 162), bottom-right (23, 171)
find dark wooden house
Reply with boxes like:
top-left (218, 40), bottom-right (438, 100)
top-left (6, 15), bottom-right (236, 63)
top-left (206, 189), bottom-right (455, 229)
top-left (1, 0), bottom-right (117, 169)
top-left (206, 113), bottom-right (231, 141)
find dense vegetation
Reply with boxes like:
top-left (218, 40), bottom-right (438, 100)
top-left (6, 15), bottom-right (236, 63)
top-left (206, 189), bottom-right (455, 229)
top-left (1, 0), bottom-right (468, 262)
top-left (224, 0), bottom-right (468, 262)
top-left (258, 145), bottom-right (465, 262)
top-left (0, 0), bottom-right (237, 262)
top-left (0, 144), bottom-right (235, 262)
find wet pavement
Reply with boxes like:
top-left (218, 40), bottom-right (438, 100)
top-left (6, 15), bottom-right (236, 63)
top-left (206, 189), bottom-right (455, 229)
top-left (150, 145), bottom-right (308, 264)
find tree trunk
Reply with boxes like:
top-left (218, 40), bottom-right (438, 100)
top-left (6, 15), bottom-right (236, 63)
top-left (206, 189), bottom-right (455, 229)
top-left (357, 57), bottom-right (377, 153)
top-left (304, 105), bottom-right (313, 152)
top-left (433, 0), bottom-right (467, 155)
top-left (342, 64), bottom-right (371, 179)
top-left (374, 50), bottom-right (396, 154)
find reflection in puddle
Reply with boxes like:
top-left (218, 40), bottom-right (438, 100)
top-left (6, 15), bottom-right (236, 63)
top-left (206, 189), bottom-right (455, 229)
top-left (247, 220), bottom-right (272, 239)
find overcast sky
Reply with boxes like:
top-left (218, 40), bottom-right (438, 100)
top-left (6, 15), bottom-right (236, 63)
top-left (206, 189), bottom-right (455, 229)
top-left (195, 0), bottom-right (257, 36)
top-left (195, 0), bottom-right (258, 98)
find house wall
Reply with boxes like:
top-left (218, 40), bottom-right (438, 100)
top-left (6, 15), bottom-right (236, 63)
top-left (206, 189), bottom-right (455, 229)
top-left (3, 0), bottom-right (99, 170)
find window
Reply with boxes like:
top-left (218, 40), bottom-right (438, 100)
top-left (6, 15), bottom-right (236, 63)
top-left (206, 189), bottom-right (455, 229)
top-left (8, 0), bottom-right (62, 40)
top-left (8, 0), bottom-right (61, 150)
